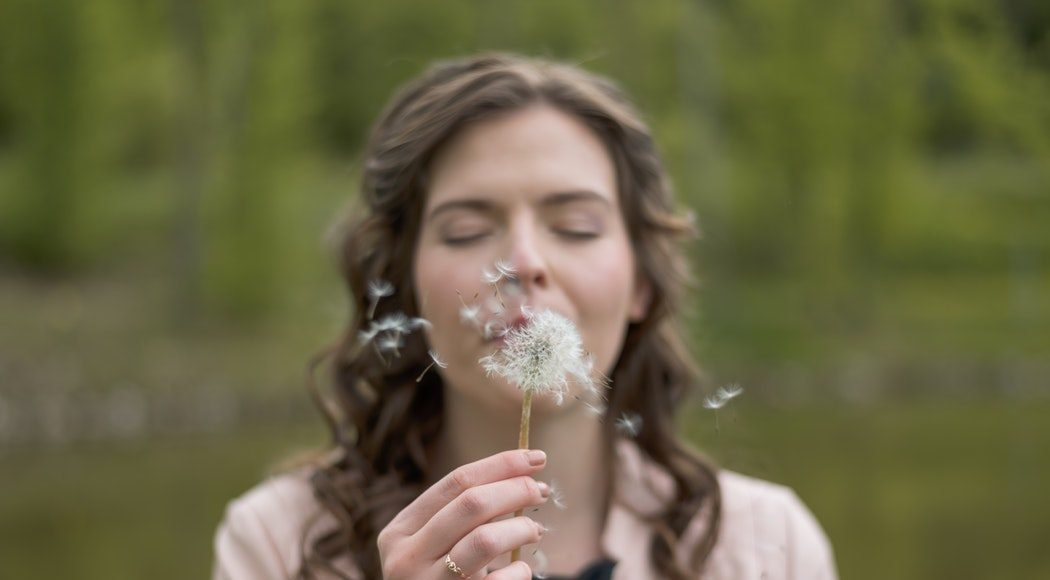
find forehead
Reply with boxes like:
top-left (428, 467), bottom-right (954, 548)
top-left (424, 105), bottom-right (619, 210)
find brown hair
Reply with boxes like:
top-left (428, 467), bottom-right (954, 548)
top-left (301, 53), bottom-right (721, 579)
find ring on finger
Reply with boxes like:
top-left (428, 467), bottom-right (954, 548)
top-left (445, 553), bottom-right (470, 578)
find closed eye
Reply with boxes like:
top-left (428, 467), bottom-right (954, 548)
top-left (555, 229), bottom-right (600, 240)
top-left (443, 232), bottom-right (491, 246)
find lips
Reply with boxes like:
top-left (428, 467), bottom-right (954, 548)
top-left (483, 311), bottom-right (531, 345)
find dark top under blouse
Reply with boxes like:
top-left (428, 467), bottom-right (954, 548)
top-left (537, 558), bottom-right (616, 580)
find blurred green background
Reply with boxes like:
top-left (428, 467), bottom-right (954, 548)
top-left (1, 0), bottom-right (1047, 578)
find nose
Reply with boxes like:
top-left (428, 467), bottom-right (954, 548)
top-left (505, 220), bottom-right (549, 292)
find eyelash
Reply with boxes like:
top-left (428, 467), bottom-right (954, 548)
top-left (555, 229), bottom-right (599, 240)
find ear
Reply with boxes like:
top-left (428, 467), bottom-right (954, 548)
top-left (628, 271), bottom-right (653, 323)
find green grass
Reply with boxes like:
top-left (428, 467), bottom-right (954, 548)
top-left (0, 423), bottom-right (327, 580)
top-left (1, 401), bottom-right (1047, 579)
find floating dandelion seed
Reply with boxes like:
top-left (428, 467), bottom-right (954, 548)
top-left (407, 317), bottom-right (431, 331)
top-left (615, 412), bottom-right (642, 438)
top-left (482, 258), bottom-right (517, 284)
top-left (358, 313), bottom-right (431, 365)
top-left (376, 333), bottom-right (403, 357)
top-left (459, 303), bottom-right (481, 327)
top-left (495, 258), bottom-right (516, 278)
top-left (532, 549), bottom-right (549, 579)
top-left (703, 394), bottom-right (728, 410)
top-left (703, 383), bottom-right (744, 436)
top-left (374, 312), bottom-right (409, 334)
top-left (482, 258), bottom-right (518, 307)
top-left (416, 350), bottom-right (448, 383)
top-left (548, 481), bottom-right (567, 510)
top-left (366, 279), bottom-right (394, 319)
top-left (582, 400), bottom-right (606, 422)
top-left (717, 383), bottom-right (744, 402)
top-left (457, 291), bottom-right (483, 333)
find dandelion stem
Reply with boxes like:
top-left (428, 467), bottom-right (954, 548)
top-left (510, 389), bottom-right (534, 564)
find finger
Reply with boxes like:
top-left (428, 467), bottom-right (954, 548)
top-left (443, 517), bottom-right (544, 578)
top-left (387, 449), bottom-right (546, 534)
top-left (484, 560), bottom-right (532, 580)
top-left (415, 476), bottom-right (550, 558)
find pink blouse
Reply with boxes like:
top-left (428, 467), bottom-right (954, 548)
top-left (213, 442), bottom-right (837, 579)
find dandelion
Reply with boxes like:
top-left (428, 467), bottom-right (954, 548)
top-left (366, 279), bottom-right (394, 319)
top-left (480, 309), bottom-right (593, 402)
top-left (615, 412), bottom-right (642, 438)
top-left (480, 308), bottom-right (592, 563)
top-left (416, 350), bottom-right (449, 383)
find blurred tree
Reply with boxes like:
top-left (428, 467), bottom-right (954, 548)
top-left (0, 0), bottom-right (85, 273)
top-left (170, 0), bottom-right (208, 327)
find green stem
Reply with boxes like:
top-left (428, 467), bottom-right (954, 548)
top-left (510, 389), bottom-right (534, 564)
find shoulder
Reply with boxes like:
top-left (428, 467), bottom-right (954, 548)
top-left (212, 468), bottom-right (357, 580)
top-left (610, 441), bottom-right (837, 579)
top-left (703, 470), bottom-right (838, 580)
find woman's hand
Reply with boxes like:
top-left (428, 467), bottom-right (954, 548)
top-left (377, 449), bottom-right (550, 579)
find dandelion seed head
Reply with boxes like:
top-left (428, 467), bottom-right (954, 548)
top-left (478, 309), bottom-right (593, 401)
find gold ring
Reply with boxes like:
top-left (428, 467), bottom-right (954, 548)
top-left (444, 553), bottom-right (469, 578)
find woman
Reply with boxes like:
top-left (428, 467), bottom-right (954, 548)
top-left (212, 53), bottom-right (837, 580)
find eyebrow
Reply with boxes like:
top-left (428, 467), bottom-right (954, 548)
top-left (426, 190), bottom-right (612, 222)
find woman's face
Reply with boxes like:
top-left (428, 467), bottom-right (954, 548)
top-left (413, 105), bottom-right (649, 415)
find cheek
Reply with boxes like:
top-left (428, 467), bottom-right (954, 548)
top-left (413, 251), bottom-right (482, 355)
top-left (570, 243), bottom-right (638, 372)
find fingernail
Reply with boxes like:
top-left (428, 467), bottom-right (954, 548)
top-left (537, 481), bottom-right (551, 498)
top-left (526, 450), bottom-right (546, 466)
